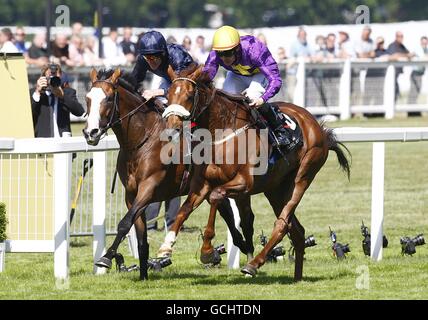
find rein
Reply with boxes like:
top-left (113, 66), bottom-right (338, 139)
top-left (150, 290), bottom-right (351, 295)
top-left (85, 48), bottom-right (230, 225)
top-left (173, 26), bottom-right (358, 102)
top-left (90, 79), bottom-right (158, 152)
top-left (170, 77), bottom-right (257, 146)
top-left (92, 80), bottom-right (151, 134)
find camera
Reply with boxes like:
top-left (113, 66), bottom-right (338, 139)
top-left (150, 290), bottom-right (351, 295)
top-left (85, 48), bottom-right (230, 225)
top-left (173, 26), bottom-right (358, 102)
top-left (41, 64), bottom-right (62, 90)
top-left (329, 227), bottom-right (350, 260)
top-left (287, 234), bottom-right (317, 262)
top-left (48, 64), bottom-right (62, 87)
top-left (304, 235), bottom-right (317, 248)
top-left (147, 257), bottom-right (172, 271)
top-left (114, 253), bottom-right (172, 272)
top-left (214, 243), bottom-right (226, 255)
top-left (268, 245), bottom-right (286, 263)
top-left (260, 231), bottom-right (285, 263)
top-left (361, 220), bottom-right (388, 256)
top-left (115, 252), bottom-right (130, 272)
top-left (400, 234), bottom-right (425, 256)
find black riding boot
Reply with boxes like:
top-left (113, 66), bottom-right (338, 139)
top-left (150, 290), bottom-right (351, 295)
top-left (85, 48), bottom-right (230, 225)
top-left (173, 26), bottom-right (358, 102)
top-left (257, 103), bottom-right (292, 149)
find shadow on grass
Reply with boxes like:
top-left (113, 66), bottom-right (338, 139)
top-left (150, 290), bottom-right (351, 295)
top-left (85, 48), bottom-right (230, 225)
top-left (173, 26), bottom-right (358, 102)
top-left (70, 240), bottom-right (90, 248)
top-left (194, 274), bottom-right (325, 285)
top-left (128, 271), bottom-right (326, 285)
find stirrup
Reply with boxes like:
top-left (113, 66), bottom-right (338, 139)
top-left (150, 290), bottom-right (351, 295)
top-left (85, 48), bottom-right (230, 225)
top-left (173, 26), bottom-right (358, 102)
top-left (276, 132), bottom-right (291, 147)
top-left (270, 136), bottom-right (290, 165)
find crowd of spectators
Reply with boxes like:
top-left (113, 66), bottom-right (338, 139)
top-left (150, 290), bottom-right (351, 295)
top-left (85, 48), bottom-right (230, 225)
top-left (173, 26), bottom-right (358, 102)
top-left (1, 22), bottom-right (428, 112)
top-left (0, 23), bottom-right (213, 69)
top-left (275, 26), bottom-right (427, 67)
top-left (1, 23), bottom-right (427, 70)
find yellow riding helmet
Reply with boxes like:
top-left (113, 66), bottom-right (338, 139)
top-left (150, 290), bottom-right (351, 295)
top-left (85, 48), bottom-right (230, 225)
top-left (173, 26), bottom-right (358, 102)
top-left (212, 26), bottom-right (241, 51)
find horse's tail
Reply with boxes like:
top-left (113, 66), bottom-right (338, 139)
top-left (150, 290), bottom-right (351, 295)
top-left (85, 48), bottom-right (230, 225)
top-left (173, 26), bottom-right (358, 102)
top-left (323, 124), bottom-right (351, 180)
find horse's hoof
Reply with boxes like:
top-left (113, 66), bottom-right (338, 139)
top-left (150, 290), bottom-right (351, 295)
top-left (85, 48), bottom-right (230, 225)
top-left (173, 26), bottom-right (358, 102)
top-left (95, 256), bottom-right (112, 269)
top-left (241, 264), bottom-right (257, 277)
top-left (140, 272), bottom-right (148, 281)
top-left (246, 253), bottom-right (254, 263)
top-left (157, 247), bottom-right (172, 258)
top-left (200, 250), bottom-right (221, 265)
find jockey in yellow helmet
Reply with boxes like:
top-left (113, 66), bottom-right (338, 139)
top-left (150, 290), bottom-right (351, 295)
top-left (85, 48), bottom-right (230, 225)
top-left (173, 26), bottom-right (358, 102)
top-left (203, 26), bottom-right (292, 149)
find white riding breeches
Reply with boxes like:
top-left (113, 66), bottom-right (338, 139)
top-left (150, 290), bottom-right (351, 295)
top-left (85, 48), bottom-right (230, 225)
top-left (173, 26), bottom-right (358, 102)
top-left (222, 71), bottom-right (269, 101)
top-left (151, 74), bottom-right (169, 105)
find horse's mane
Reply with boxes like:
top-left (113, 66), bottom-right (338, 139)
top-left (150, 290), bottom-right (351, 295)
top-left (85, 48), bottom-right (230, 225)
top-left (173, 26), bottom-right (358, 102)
top-left (178, 63), bottom-right (241, 123)
top-left (177, 63), bottom-right (200, 78)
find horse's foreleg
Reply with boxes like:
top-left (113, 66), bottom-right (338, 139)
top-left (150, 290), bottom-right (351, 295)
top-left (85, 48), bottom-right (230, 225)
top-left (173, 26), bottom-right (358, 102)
top-left (200, 202), bottom-right (220, 264)
top-left (158, 183), bottom-right (210, 258)
top-left (218, 198), bottom-right (248, 256)
top-left (96, 186), bottom-right (155, 269)
top-left (289, 215), bottom-right (305, 281)
top-left (134, 214), bottom-right (149, 280)
top-left (199, 176), bottom-right (249, 264)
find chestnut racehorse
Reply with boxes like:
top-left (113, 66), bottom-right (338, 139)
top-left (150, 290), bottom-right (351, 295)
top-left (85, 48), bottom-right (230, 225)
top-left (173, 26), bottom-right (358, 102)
top-left (159, 65), bottom-right (351, 281)
top-left (83, 67), bottom-right (254, 280)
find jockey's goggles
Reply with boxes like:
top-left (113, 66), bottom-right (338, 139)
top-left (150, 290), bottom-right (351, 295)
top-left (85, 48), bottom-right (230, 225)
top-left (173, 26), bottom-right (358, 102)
top-left (217, 48), bottom-right (236, 58)
top-left (144, 54), bottom-right (162, 62)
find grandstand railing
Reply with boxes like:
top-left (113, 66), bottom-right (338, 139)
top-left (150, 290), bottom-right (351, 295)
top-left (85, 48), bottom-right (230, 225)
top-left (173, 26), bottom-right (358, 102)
top-left (1, 127), bottom-right (428, 280)
top-left (289, 59), bottom-right (428, 119)
top-left (27, 59), bottom-right (428, 121)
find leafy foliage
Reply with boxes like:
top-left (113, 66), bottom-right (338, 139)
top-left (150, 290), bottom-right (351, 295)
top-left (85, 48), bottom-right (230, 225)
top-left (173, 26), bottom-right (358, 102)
top-left (0, 203), bottom-right (7, 242)
top-left (1, 0), bottom-right (428, 28)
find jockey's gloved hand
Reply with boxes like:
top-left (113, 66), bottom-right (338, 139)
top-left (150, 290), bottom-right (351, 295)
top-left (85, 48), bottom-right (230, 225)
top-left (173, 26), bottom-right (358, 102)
top-left (249, 97), bottom-right (265, 107)
top-left (241, 89), bottom-right (264, 107)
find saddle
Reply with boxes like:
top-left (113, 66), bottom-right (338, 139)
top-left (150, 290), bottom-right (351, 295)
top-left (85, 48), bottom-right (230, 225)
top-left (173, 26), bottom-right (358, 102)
top-left (217, 89), bottom-right (249, 103)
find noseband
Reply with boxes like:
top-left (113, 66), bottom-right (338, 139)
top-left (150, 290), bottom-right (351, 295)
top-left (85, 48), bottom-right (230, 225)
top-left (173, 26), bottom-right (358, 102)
top-left (91, 80), bottom-right (119, 133)
top-left (162, 77), bottom-right (202, 121)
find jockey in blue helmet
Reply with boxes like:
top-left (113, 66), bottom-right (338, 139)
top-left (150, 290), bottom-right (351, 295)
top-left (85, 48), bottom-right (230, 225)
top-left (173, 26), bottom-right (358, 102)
top-left (132, 30), bottom-right (194, 102)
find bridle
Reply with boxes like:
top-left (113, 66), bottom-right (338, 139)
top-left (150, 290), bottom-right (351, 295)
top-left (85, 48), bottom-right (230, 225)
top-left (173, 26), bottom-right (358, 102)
top-left (91, 79), bottom-right (150, 135)
top-left (164, 77), bottom-right (216, 122)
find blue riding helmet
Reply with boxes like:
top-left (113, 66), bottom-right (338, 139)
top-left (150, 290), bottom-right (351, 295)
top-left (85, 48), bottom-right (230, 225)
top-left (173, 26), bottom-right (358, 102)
top-left (139, 30), bottom-right (168, 55)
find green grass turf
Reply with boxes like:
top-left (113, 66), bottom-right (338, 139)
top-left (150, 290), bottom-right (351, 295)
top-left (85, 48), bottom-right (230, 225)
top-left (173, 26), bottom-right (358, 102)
top-left (0, 116), bottom-right (427, 299)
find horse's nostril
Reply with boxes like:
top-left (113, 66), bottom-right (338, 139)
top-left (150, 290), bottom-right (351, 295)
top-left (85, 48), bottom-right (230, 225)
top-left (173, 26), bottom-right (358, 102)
top-left (90, 129), bottom-right (100, 138)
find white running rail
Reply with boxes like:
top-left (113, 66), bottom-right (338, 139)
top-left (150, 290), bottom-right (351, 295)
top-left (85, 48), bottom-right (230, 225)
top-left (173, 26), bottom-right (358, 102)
top-left (1, 127), bottom-right (428, 279)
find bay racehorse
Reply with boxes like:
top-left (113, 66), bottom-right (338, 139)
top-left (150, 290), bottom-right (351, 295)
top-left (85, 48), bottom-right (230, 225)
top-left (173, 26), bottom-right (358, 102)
top-left (83, 67), bottom-right (255, 280)
top-left (158, 65), bottom-right (351, 281)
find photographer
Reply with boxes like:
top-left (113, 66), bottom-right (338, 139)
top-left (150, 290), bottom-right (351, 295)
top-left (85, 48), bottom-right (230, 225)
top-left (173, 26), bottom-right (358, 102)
top-left (30, 63), bottom-right (85, 137)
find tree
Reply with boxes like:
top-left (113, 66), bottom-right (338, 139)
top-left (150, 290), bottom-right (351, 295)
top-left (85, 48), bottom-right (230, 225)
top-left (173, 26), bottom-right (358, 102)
top-left (1, 0), bottom-right (428, 28)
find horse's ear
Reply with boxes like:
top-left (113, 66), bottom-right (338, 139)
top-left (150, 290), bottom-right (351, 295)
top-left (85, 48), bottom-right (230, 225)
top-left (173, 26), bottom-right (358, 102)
top-left (90, 67), bottom-right (98, 84)
top-left (110, 67), bottom-right (121, 84)
top-left (192, 65), bottom-right (210, 83)
top-left (167, 65), bottom-right (177, 81)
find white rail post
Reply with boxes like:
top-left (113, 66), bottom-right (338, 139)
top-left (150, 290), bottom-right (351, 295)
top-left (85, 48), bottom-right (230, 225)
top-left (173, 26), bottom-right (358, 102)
top-left (384, 65), bottom-right (396, 119)
top-left (227, 199), bottom-right (241, 269)
top-left (293, 57), bottom-right (306, 107)
top-left (371, 142), bottom-right (385, 261)
top-left (54, 152), bottom-right (72, 286)
top-left (339, 59), bottom-right (351, 120)
top-left (93, 151), bottom-right (106, 274)
top-left (127, 225), bottom-right (139, 259)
